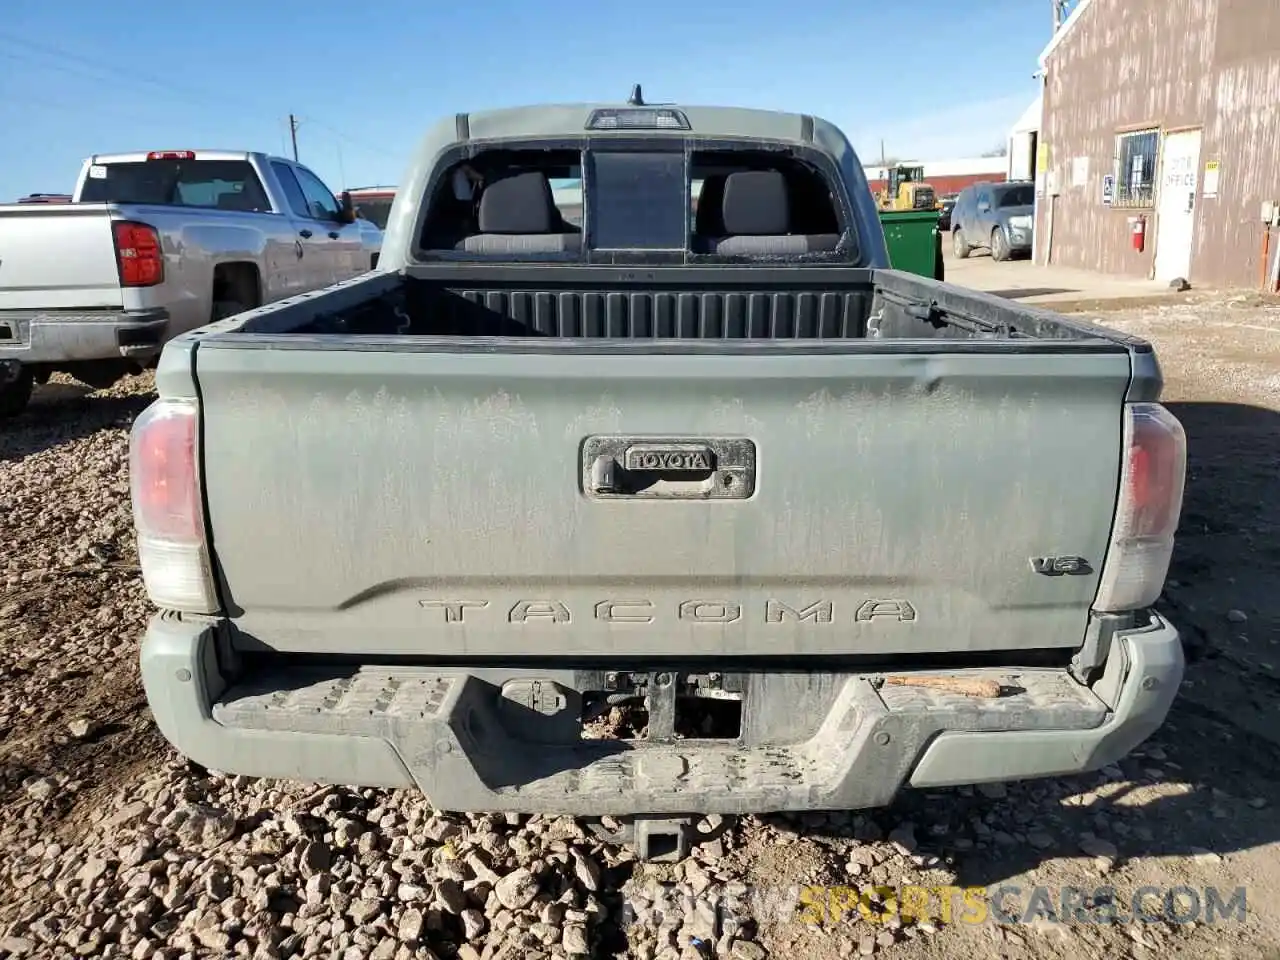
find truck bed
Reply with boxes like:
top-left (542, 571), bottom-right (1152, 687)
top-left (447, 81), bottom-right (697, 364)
top-left (229, 263), bottom-right (1149, 346)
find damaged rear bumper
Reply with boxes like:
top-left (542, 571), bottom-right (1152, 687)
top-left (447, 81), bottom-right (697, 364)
top-left (140, 610), bottom-right (1182, 814)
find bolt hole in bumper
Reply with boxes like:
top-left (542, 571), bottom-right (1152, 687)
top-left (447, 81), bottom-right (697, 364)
top-left (141, 610), bottom-right (1181, 850)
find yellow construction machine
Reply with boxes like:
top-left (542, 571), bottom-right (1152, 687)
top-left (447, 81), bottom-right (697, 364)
top-left (876, 164), bottom-right (938, 211)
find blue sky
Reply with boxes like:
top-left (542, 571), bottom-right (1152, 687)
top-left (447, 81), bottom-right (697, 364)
top-left (0, 0), bottom-right (1053, 201)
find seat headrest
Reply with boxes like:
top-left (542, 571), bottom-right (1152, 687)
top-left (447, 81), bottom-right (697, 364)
top-left (478, 171), bottom-right (556, 234)
top-left (721, 170), bottom-right (790, 236)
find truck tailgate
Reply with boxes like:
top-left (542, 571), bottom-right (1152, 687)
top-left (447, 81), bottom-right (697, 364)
top-left (194, 341), bottom-right (1130, 659)
top-left (0, 204), bottom-right (124, 310)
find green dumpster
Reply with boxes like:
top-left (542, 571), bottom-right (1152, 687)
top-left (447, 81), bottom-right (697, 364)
top-left (879, 209), bottom-right (944, 281)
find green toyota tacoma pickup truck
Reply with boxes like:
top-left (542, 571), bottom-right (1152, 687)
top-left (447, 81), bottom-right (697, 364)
top-left (130, 97), bottom-right (1187, 860)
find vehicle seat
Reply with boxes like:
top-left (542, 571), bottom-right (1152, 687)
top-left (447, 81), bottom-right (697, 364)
top-left (458, 172), bottom-right (581, 253)
top-left (704, 170), bottom-right (840, 254)
top-left (216, 191), bottom-right (258, 212)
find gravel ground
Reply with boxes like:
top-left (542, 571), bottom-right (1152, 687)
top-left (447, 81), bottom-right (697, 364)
top-left (2, 296), bottom-right (1279, 960)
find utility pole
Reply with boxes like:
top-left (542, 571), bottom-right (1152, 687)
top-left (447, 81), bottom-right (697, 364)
top-left (288, 114), bottom-right (300, 161)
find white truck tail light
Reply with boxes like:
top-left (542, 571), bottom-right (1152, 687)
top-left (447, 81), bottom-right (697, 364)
top-left (129, 399), bottom-right (218, 614)
top-left (1094, 403), bottom-right (1187, 612)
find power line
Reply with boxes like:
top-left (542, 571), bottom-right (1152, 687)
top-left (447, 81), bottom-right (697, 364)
top-left (0, 31), bottom-right (379, 161)
top-left (302, 115), bottom-right (364, 147)
top-left (296, 114), bottom-right (385, 162)
top-left (0, 47), bottom-right (189, 109)
top-left (335, 143), bottom-right (348, 190)
top-left (0, 31), bottom-right (237, 115)
top-left (285, 113), bottom-right (389, 179)
top-left (0, 31), bottom-right (385, 195)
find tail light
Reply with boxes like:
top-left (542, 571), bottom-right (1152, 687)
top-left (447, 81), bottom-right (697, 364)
top-left (130, 399), bottom-right (218, 613)
top-left (1094, 403), bottom-right (1187, 612)
top-left (113, 221), bottom-right (165, 287)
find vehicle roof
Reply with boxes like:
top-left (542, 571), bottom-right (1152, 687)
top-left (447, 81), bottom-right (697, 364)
top-left (86, 150), bottom-right (290, 164)
top-left (456, 102), bottom-right (839, 147)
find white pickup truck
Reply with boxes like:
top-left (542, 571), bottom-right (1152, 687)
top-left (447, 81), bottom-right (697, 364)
top-left (0, 150), bottom-right (383, 416)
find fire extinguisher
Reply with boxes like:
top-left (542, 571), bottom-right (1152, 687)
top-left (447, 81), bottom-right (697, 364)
top-left (1131, 215), bottom-right (1146, 253)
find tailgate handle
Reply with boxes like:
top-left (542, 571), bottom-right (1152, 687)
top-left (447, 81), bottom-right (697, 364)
top-left (583, 438), bottom-right (756, 501)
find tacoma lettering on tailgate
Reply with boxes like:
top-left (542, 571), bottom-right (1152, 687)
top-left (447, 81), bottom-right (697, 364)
top-left (418, 599), bottom-right (917, 624)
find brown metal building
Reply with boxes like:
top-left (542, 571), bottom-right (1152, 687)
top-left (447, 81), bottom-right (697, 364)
top-left (1034, 0), bottom-right (1280, 289)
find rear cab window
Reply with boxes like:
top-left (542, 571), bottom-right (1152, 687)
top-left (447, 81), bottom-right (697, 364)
top-left (352, 195), bottom-right (395, 229)
top-left (589, 152), bottom-right (686, 250)
top-left (79, 157), bottom-right (271, 212)
top-left (415, 140), bottom-right (854, 264)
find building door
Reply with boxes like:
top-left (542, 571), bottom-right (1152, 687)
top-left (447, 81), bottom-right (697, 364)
top-left (1154, 129), bottom-right (1202, 282)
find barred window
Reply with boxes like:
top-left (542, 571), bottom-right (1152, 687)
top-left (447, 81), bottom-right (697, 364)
top-left (1114, 129), bottom-right (1159, 208)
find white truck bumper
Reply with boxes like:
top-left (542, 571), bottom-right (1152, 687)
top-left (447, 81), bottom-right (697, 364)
top-left (0, 308), bottom-right (168, 363)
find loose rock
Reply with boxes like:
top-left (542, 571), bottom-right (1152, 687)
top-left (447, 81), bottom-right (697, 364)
top-left (435, 878), bottom-right (467, 914)
top-left (1078, 833), bottom-right (1119, 859)
top-left (67, 717), bottom-right (100, 739)
top-left (571, 848), bottom-right (603, 892)
top-left (460, 908), bottom-right (486, 940)
top-left (563, 923), bottom-right (590, 955)
top-left (732, 941), bottom-right (769, 960)
top-left (24, 777), bottom-right (58, 802)
top-left (887, 823), bottom-right (917, 854)
top-left (398, 907), bottom-right (424, 943)
top-left (494, 867), bottom-right (540, 910)
top-left (333, 818), bottom-right (364, 849)
top-left (174, 805), bottom-right (237, 849)
top-left (299, 841), bottom-right (330, 877)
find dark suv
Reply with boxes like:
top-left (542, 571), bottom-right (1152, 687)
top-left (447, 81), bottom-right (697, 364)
top-left (950, 181), bottom-right (1034, 261)
top-left (937, 195), bottom-right (957, 232)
